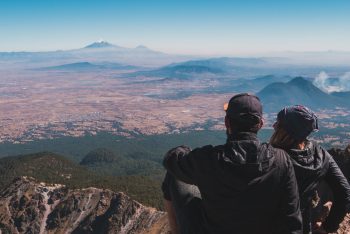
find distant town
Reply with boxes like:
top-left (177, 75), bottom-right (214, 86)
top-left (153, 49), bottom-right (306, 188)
top-left (1, 42), bottom-right (350, 148)
top-left (1, 67), bottom-right (349, 148)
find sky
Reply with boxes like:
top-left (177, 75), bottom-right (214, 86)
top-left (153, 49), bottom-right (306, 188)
top-left (1, 0), bottom-right (350, 55)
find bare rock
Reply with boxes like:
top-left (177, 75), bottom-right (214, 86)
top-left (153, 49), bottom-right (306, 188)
top-left (0, 177), bottom-right (169, 234)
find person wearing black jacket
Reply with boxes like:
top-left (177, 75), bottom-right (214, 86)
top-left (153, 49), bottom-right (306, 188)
top-left (162, 93), bottom-right (302, 234)
top-left (270, 105), bottom-right (350, 234)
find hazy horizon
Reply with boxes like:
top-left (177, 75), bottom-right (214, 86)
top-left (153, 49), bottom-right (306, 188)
top-left (1, 0), bottom-right (350, 55)
top-left (2, 40), bottom-right (350, 58)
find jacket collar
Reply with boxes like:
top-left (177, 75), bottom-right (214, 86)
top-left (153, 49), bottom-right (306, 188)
top-left (288, 141), bottom-right (314, 157)
top-left (287, 141), bottom-right (319, 167)
top-left (227, 132), bottom-right (259, 142)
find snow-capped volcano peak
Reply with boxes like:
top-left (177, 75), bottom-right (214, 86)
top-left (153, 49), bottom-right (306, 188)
top-left (84, 41), bottom-right (116, 49)
top-left (135, 45), bottom-right (149, 50)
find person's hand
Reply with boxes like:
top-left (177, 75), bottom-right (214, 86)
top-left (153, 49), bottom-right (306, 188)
top-left (314, 221), bottom-right (322, 229)
top-left (313, 222), bottom-right (327, 234)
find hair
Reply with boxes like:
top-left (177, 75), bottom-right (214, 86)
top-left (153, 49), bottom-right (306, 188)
top-left (228, 114), bottom-right (262, 133)
top-left (270, 122), bottom-right (305, 150)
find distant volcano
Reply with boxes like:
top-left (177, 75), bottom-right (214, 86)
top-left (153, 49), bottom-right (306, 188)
top-left (135, 45), bottom-right (149, 50)
top-left (84, 41), bottom-right (117, 49)
top-left (258, 77), bottom-right (348, 112)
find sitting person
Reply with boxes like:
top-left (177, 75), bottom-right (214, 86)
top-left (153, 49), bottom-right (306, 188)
top-left (270, 105), bottom-right (350, 234)
top-left (162, 93), bottom-right (302, 234)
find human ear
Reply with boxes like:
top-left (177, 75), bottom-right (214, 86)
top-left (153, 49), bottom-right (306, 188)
top-left (258, 118), bottom-right (264, 130)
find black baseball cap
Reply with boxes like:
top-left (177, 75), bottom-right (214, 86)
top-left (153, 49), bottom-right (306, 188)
top-left (225, 93), bottom-right (263, 119)
top-left (276, 105), bottom-right (319, 140)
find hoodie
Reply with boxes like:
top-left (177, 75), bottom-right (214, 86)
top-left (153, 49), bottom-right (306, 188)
top-left (287, 141), bottom-right (350, 233)
top-left (163, 132), bottom-right (302, 234)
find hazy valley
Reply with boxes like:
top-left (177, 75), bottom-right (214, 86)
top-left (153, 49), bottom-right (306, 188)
top-left (1, 41), bottom-right (350, 233)
top-left (1, 42), bottom-right (350, 149)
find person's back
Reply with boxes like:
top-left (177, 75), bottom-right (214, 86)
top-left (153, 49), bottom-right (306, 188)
top-left (162, 93), bottom-right (302, 234)
top-left (270, 105), bottom-right (350, 233)
top-left (287, 141), bottom-right (350, 232)
top-left (164, 133), bottom-right (300, 233)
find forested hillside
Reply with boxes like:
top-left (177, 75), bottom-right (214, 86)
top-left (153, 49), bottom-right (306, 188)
top-left (0, 152), bottom-right (163, 209)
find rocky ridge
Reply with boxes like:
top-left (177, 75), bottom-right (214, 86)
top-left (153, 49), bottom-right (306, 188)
top-left (0, 177), bottom-right (169, 234)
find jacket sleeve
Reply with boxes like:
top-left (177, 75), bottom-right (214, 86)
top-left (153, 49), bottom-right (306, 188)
top-left (322, 150), bottom-right (350, 232)
top-left (163, 145), bottom-right (204, 185)
top-left (279, 150), bottom-right (303, 234)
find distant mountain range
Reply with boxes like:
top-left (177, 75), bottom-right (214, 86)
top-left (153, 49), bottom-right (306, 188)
top-left (2, 41), bottom-right (350, 77)
top-left (128, 64), bottom-right (225, 80)
top-left (127, 56), bottom-right (350, 81)
top-left (40, 61), bottom-right (138, 71)
top-left (0, 41), bottom-right (192, 67)
top-left (331, 91), bottom-right (350, 99)
top-left (230, 75), bottom-right (293, 93)
top-left (2, 40), bottom-right (350, 73)
top-left (258, 77), bottom-right (350, 112)
top-left (169, 57), bottom-right (270, 69)
top-left (126, 57), bottom-right (291, 81)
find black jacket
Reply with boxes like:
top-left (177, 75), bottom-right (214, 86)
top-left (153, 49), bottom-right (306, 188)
top-left (163, 132), bottom-right (302, 234)
top-left (287, 141), bottom-right (350, 233)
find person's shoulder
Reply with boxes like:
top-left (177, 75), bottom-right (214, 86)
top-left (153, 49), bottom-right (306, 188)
top-left (187, 144), bottom-right (227, 161)
top-left (260, 143), bottom-right (291, 166)
top-left (309, 140), bottom-right (332, 162)
top-left (309, 140), bottom-right (322, 150)
top-left (192, 144), bottom-right (216, 155)
top-left (260, 142), bottom-right (288, 158)
top-left (308, 140), bottom-right (326, 152)
top-left (165, 145), bottom-right (192, 157)
top-left (165, 144), bottom-right (220, 159)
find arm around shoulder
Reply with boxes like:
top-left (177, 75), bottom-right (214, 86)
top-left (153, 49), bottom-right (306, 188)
top-left (322, 149), bottom-right (350, 232)
top-left (163, 145), bottom-right (213, 185)
top-left (163, 145), bottom-right (196, 184)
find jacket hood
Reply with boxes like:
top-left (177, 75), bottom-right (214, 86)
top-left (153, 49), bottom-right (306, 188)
top-left (222, 132), bottom-right (275, 179)
top-left (287, 141), bottom-right (324, 170)
top-left (287, 141), bottom-right (327, 199)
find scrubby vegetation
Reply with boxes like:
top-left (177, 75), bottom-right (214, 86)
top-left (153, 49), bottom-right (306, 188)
top-left (0, 130), bottom-right (274, 161)
top-left (0, 130), bottom-right (274, 210)
top-left (0, 152), bottom-right (163, 209)
top-left (0, 131), bottom-right (233, 161)
top-left (80, 148), bottom-right (164, 180)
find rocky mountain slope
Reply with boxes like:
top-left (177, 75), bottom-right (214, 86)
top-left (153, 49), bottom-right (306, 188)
top-left (0, 152), bottom-right (163, 210)
top-left (0, 177), bottom-right (169, 234)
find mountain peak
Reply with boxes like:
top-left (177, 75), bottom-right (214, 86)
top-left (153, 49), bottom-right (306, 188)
top-left (257, 76), bottom-right (344, 112)
top-left (288, 77), bottom-right (318, 90)
top-left (135, 45), bottom-right (149, 50)
top-left (0, 177), bottom-right (169, 233)
top-left (84, 41), bottom-right (116, 49)
top-left (288, 76), bottom-right (310, 85)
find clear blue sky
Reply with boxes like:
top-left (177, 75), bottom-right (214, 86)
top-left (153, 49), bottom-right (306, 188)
top-left (1, 0), bottom-right (350, 55)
